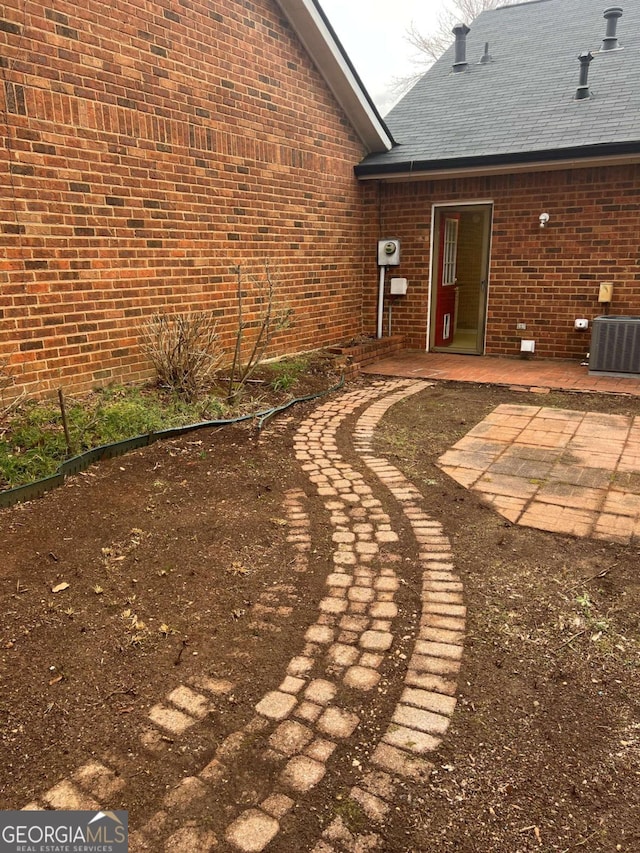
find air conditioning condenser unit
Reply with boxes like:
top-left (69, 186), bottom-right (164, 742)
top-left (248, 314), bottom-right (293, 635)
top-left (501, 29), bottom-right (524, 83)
top-left (589, 316), bottom-right (640, 374)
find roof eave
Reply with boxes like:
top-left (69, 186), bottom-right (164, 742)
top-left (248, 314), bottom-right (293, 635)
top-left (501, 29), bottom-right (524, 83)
top-left (355, 141), bottom-right (640, 180)
top-left (275, 0), bottom-right (394, 154)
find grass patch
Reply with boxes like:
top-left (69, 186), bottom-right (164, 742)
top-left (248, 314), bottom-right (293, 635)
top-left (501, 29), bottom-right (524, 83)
top-left (0, 352), bottom-right (338, 491)
top-left (263, 355), bottom-right (310, 392)
top-left (0, 385), bottom-right (232, 489)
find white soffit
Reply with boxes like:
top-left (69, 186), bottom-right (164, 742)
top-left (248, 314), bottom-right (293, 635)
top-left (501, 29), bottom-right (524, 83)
top-left (275, 0), bottom-right (393, 153)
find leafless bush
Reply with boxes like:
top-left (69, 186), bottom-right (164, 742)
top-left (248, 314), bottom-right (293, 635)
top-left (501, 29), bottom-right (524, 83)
top-left (0, 357), bottom-right (25, 418)
top-left (227, 262), bottom-right (293, 402)
top-left (141, 311), bottom-right (223, 401)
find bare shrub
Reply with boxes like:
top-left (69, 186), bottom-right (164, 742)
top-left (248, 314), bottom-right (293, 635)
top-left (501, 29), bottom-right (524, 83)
top-left (227, 262), bottom-right (293, 402)
top-left (141, 311), bottom-right (223, 401)
top-left (0, 357), bottom-right (25, 418)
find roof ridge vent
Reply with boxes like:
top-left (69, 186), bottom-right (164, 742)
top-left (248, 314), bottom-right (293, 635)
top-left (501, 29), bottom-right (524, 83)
top-left (601, 7), bottom-right (623, 51)
top-left (452, 23), bottom-right (471, 73)
top-left (479, 42), bottom-right (492, 64)
top-left (575, 51), bottom-right (594, 100)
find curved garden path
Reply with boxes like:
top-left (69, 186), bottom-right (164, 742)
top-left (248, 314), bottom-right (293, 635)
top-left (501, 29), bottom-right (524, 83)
top-left (21, 380), bottom-right (467, 852)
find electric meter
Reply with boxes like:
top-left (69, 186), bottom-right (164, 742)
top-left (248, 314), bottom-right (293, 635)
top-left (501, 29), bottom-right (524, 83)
top-left (377, 239), bottom-right (400, 266)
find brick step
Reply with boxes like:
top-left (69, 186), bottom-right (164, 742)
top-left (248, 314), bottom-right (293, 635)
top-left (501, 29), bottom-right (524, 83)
top-left (329, 336), bottom-right (405, 378)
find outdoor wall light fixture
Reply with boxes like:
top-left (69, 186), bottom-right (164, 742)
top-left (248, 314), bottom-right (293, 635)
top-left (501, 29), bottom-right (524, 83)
top-left (539, 212), bottom-right (550, 228)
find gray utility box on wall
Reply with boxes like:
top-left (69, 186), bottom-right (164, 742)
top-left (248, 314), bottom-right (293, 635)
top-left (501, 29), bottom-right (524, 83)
top-left (589, 316), bottom-right (640, 374)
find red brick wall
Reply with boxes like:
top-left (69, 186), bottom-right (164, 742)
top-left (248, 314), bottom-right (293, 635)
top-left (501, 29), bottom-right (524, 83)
top-left (0, 0), bottom-right (367, 395)
top-left (363, 164), bottom-right (640, 360)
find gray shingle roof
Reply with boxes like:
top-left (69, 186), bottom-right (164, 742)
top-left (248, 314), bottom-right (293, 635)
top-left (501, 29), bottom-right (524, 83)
top-left (356, 0), bottom-right (640, 175)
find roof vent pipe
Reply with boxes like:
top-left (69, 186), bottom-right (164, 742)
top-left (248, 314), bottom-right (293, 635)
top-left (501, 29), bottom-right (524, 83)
top-left (575, 51), bottom-right (593, 100)
top-left (601, 7), bottom-right (623, 50)
top-left (479, 42), bottom-right (492, 64)
top-left (452, 23), bottom-right (471, 72)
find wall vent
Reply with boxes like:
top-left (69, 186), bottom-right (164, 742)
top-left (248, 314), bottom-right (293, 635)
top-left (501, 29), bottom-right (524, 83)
top-left (589, 316), bottom-right (640, 374)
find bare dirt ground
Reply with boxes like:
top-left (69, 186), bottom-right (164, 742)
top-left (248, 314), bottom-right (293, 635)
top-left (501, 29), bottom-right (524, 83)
top-left (0, 375), bottom-right (639, 852)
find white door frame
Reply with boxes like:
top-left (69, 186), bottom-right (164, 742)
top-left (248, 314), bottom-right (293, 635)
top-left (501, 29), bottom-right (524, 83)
top-left (426, 199), bottom-right (494, 353)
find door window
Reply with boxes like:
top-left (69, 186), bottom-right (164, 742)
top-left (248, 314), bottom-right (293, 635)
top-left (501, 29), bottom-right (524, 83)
top-left (442, 217), bottom-right (459, 286)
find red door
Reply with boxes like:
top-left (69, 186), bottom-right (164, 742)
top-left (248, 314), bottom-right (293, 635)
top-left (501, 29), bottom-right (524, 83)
top-left (434, 213), bottom-right (460, 347)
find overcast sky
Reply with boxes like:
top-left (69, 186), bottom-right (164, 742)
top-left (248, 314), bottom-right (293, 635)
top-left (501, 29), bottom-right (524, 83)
top-left (318, 0), bottom-right (446, 114)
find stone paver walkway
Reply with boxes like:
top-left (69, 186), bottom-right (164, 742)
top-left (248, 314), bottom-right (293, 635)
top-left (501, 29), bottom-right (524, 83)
top-left (19, 379), bottom-right (466, 853)
top-left (439, 403), bottom-right (640, 543)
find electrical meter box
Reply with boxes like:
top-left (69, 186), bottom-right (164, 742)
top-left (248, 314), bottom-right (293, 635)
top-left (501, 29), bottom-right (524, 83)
top-left (390, 277), bottom-right (408, 295)
top-left (377, 239), bottom-right (401, 266)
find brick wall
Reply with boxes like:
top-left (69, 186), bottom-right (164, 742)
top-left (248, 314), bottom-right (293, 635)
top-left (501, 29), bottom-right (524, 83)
top-left (363, 164), bottom-right (640, 360)
top-left (0, 0), bottom-right (367, 395)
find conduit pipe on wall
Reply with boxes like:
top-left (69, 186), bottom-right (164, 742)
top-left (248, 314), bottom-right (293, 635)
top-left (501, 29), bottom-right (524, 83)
top-left (377, 265), bottom-right (386, 339)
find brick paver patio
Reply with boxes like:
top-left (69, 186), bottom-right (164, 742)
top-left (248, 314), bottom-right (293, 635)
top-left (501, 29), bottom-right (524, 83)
top-left (439, 404), bottom-right (640, 543)
top-left (362, 350), bottom-right (640, 396)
